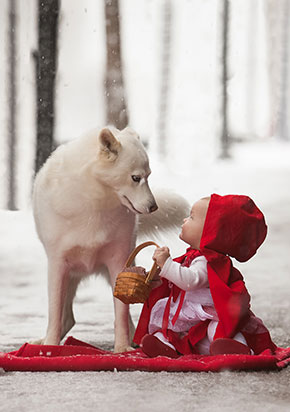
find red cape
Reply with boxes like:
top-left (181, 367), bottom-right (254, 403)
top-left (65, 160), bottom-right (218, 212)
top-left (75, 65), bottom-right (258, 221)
top-left (134, 194), bottom-right (276, 355)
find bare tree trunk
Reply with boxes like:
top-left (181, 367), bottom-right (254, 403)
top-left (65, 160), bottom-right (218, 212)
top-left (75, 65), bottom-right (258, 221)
top-left (264, 0), bottom-right (284, 139)
top-left (220, 0), bottom-right (231, 159)
top-left (104, 0), bottom-right (128, 130)
top-left (7, 0), bottom-right (17, 210)
top-left (246, 0), bottom-right (258, 138)
top-left (158, 0), bottom-right (172, 159)
top-left (34, 0), bottom-right (59, 173)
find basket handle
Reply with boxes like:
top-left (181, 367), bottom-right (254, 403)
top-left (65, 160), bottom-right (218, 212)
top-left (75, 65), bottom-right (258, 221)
top-left (125, 241), bottom-right (160, 285)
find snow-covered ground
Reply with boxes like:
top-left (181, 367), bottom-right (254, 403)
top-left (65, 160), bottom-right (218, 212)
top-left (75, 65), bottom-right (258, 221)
top-left (1, 140), bottom-right (290, 412)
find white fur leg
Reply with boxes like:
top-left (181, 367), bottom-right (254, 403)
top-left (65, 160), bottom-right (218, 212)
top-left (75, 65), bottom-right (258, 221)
top-left (44, 259), bottom-right (69, 345)
top-left (106, 241), bottom-right (136, 352)
top-left (29, 337), bottom-right (45, 345)
top-left (60, 276), bottom-right (80, 340)
top-left (113, 297), bottom-right (133, 352)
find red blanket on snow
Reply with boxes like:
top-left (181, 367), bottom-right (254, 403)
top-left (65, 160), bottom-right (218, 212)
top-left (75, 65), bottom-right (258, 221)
top-left (1, 337), bottom-right (290, 372)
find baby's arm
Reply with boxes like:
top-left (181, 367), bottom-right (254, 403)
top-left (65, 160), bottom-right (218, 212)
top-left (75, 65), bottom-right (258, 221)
top-left (159, 256), bottom-right (208, 291)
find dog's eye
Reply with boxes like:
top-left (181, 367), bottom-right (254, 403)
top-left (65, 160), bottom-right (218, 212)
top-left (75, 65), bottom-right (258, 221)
top-left (131, 175), bottom-right (141, 183)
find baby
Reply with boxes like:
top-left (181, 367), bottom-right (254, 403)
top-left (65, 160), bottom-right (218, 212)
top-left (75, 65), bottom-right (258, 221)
top-left (134, 194), bottom-right (276, 358)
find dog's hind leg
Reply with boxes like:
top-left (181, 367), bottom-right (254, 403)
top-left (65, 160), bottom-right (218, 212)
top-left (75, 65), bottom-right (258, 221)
top-left (60, 275), bottom-right (80, 340)
top-left (44, 258), bottom-right (70, 345)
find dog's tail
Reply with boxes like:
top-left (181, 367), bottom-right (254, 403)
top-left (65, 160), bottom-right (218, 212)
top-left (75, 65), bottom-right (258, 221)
top-left (137, 189), bottom-right (190, 238)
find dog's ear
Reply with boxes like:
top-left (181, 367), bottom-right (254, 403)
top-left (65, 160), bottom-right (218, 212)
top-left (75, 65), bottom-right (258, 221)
top-left (99, 128), bottom-right (121, 160)
top-left (122, 126), bottom-right (140, 140)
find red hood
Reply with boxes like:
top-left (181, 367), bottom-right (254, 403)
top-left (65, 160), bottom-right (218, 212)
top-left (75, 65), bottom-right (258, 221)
top-left (200, 194), bottom-right (267, 262)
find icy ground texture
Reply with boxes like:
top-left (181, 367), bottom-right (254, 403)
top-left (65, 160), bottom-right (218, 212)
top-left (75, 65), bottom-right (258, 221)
top-left (0, 141), bottom-right (290, 412)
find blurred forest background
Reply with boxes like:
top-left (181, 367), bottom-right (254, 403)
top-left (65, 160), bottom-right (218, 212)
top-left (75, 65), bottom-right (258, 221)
top-left (0, 0), bottom-right (289, 210)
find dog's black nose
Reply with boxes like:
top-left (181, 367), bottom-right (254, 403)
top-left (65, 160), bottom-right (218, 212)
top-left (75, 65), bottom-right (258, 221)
top-left (149, 202), bottom-right (158, 213)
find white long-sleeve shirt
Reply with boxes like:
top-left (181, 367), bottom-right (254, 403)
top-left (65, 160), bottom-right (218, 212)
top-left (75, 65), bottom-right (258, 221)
top-left (159, 255), bottom-right (209, 291)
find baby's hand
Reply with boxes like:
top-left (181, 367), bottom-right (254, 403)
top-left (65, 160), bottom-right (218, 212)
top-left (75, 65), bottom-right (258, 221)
top-left (153, 246), bottom-right (170, 268)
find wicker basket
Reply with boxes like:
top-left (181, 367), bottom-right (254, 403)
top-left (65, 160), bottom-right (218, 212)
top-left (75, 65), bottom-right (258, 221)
top-left (113, 241), bottom-right (160, 304)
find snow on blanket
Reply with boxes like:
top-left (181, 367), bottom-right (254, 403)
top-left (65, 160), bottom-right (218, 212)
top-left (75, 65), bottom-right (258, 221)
top-left (1, 337), bottom-right (290, 373)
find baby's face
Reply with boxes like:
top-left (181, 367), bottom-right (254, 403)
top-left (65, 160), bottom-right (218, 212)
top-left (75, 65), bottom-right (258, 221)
top-left (179, 198), bottom-right (209, 249)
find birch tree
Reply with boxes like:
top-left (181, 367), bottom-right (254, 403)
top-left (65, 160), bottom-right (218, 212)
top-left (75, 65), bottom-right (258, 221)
top-left (104, 0), bottom-right (128, 130)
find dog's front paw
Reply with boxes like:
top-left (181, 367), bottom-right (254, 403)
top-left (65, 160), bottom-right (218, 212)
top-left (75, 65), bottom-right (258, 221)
top-left (114, 344), bottom-right (135, 353)
top-left (29, 338), bottom-right (45, 345)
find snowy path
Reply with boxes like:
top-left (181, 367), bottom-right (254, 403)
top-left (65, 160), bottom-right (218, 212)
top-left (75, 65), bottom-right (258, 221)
top-left (1, 142), bottom-right (290, 411)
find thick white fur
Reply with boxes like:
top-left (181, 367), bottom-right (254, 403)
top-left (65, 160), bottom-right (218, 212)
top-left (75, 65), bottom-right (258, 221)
top-left (33, 126), bottom-right (189, 352)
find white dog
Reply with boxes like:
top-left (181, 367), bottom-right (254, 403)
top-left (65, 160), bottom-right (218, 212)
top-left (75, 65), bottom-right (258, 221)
top-left (33, 126), bottom-right (189, 352)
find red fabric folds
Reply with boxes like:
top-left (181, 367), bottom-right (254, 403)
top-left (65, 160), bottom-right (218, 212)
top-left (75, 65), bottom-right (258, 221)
top-left (1, 336), bottom-right (290, 372)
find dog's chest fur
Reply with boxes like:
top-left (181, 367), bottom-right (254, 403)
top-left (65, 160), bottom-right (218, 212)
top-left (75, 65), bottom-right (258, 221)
top-left (63, 245), bottom-right (103, 275)
top-left (60, 204), bottom-right (136, 276)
